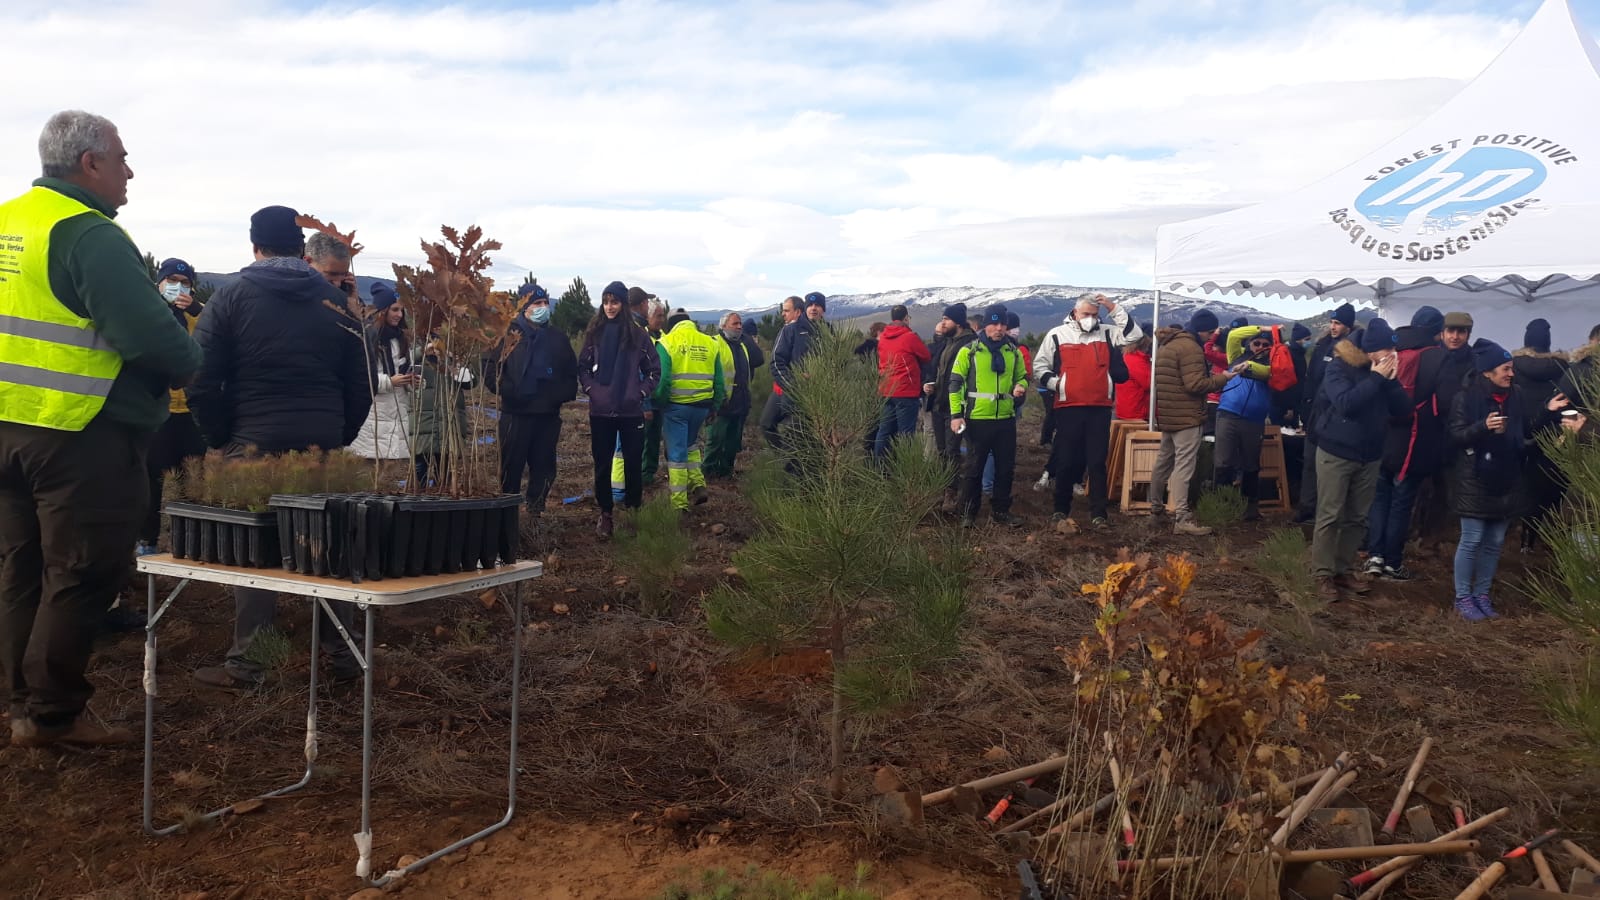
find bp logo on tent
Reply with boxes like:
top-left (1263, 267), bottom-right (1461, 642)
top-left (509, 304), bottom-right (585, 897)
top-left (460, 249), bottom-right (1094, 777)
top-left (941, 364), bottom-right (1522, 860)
top-left (1356, 146), bottom-right (1545, 233)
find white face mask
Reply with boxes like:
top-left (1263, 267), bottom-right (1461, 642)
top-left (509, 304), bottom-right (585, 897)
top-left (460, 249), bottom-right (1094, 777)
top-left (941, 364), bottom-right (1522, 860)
top-left (722, 328), bottom-right (741, 341)
top-left (160, 281), bottom-right (189, 301)
top-left (1007, 327), bottom-right (1021, 340)
top-left (1078, 315), bottom-right (1099, 332)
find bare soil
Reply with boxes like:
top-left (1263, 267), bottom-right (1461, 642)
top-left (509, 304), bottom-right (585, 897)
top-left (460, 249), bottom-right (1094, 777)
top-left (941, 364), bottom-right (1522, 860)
top-left (3, 403), bottom-right (1598, 899)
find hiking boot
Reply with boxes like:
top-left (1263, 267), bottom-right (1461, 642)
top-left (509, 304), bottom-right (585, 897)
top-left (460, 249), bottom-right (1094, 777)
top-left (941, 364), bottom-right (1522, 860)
top-left (596, 512), bottom-right (614, 539)
top-left (1033, 472), bottom-right (1051, 492)
top-left (9, 717), bottom-right (36, 745)
top-left (101, 603), bottom-right (147, 635)
top-left (14, 715), bottom-right (135, 748)
top-left (690, 486), bottom-right (709, 506)
top-left (1380, 563), bottom-right (1414, 582)
top-left (1292, 510), bottom-right (1315, 525)
top-left (1242, 501), bottom-right (1261, 522)
top-left (1089, 516), bottom-right (1109, 531)
top-left (191, 666), bottom-right (262, 693)
top-left (991, 512), bottom-right (1022, 528)
top-left (1149, 504), bottom-right (1168, 518)
top-left (1172, 518), bottom-right (1212, 536)
top-left (1316, 577), bottom-right (1342, 603)
top-left (1333, 573), bottom-right (1371, 596)
top-left (1472, 595), bottom-right (1501, 619)
top-left (1362, 556), bottom-right (1385, 576)
top-left (1454, 596), bottom-right (1485, 622)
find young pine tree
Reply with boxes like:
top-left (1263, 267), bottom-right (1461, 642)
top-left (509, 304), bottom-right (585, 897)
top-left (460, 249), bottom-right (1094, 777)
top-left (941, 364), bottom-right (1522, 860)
top-left (553, 276), bottom-right (595, 337)
top-left (705, 330), bottom-right (967, 800)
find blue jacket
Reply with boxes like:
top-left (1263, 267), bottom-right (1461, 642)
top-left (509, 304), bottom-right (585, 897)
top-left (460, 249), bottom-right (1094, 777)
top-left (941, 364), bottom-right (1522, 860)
top-left (1218, 326), bottom-right (1273, 422)
top-left (1312, 340), bottom-right (1412, 464)
top-left (772, 318), bottom-right (825, 393)
top-left (718, 332), bottom-right (764, 417)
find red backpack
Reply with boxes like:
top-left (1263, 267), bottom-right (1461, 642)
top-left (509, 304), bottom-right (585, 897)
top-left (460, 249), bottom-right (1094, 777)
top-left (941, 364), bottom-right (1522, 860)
top-left (1266, 326), bottom-right (1298, 392)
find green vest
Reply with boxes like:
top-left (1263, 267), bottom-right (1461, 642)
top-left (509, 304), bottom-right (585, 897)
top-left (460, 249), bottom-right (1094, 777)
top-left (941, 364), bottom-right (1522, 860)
top-left (949, 340), bottom-right (1024, 420)
top-left (660, 320), bottom-right (719, 405)
top-left (0, 186), bottom-right (124, 431)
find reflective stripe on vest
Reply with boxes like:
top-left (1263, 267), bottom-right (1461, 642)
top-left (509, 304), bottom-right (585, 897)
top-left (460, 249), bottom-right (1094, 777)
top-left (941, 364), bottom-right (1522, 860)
top-left (661, 322), bottom-right (717, 404)
top-left (0, 186), bottom-right (124, 431)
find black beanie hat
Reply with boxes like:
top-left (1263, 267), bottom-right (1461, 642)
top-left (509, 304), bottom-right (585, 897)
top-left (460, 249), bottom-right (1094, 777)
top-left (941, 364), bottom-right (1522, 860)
top-left (1291, 323), bottom-right (1312, 342)
top-left (1474, 339), bottom-right (1512, 372)
top-left (1410, 305), bottom-right (1445, 338)
top-left (1187, 309), bottom-right (1219, 335)
top-left (1524, 318), bottom-right (1552, 353)
top-left (943, 303), bottom-right (968, 328)
top-left (1360, 317), bottom-right (1396, 353)
top-left (602, 280), bottom-right (628, 301)
top-left (249, 206), bottom-right (303, 253)
top-left (984, 304), bottom-right (1008, 326)
top-left (1332, 303), bottom-right (1357, 328)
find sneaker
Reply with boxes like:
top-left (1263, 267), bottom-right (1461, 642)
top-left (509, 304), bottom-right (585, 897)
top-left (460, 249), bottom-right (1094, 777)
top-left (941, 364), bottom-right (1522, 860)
top-left (690, 486), bottom-right (709, 506)
top-left (991, 512), bottom-right (1022, 528)
top-left (1362, 556), bottom-right (1386, 577)
top-left (596, 512), bottom-right (614, 539)
top-left (1380, 564), bottom-right (1414, 582)
top-left (1033, 472), bottom-right (1052, 492)
top-left (1454, 596), bottom-right (1485, 622)
top-left (13, 715), bottom-right (135, 748)
top-left (1173, 518), bottom-right (1212, 536)
top-left (191, 666), bottom-right (262, 693)
top-left (1089, 516), bottom-right (1109, 531)
top-left (135, 541), bottom-right (159, 558)
top-left (1333, 574), bottom-right (1371, 596)
top-left (1472, 595), bottom-right (1500, 619)
top-left (1316, 577), bottom-right (1342, 603)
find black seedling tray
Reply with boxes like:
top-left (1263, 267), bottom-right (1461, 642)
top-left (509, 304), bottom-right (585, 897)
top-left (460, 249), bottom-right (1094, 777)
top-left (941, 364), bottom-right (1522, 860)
top-left (165, 502), bottom-right (281, 568)
top-left (271, 492), bottom-right (521, 583)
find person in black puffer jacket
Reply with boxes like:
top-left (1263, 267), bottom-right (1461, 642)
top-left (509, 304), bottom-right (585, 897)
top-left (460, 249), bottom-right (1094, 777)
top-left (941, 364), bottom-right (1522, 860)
top-left (1512, 318), bottom-right (1571, 550)
top-left (188, 207), bottom-right (371, 692)
top-left (1447, 340), bottom-right (1536, 621)
top-left (485, 283), bottom-right (578, 514)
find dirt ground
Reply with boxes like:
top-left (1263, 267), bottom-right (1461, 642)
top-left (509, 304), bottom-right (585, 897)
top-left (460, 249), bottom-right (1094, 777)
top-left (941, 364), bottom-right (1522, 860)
top-left (3, 401), bottom-right (1598, 899)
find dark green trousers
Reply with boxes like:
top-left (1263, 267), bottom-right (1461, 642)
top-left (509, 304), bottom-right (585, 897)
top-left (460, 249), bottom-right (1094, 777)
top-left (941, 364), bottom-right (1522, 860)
top-left (641, 412), bottom-right (664, 482)
top-left (703, 412), bottom-right (747, 478)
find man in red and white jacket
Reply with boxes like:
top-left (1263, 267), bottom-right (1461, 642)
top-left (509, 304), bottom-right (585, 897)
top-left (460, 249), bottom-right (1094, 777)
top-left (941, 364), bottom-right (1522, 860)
top-left (874, 304), bottom-right (932, 455)
top-left (1032, 294), bottom-right (1140, 528)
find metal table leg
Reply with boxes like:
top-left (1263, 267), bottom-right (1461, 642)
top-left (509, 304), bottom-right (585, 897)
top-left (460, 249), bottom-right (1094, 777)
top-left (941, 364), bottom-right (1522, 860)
top-left (142, 584), bottom-right (322, 835)
top-left (365, 585), bottom-right (523, 885)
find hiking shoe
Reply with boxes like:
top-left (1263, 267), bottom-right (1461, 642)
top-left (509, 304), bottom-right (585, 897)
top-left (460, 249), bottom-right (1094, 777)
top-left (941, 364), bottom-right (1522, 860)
top-left (1362, 556), bottom-right (1386, 576)
top-left (9, 717), bottom-right (36, 745)
top-left (191, 666), bottom-right (262, 693)
top-left (14, 715), bottom-right (135, 748)
top-left (1089, 516), bottom-right (1109, 531)
top-left (1333, 574), bottom-right (1371, 596)
top-left (1316, 577), bottom-right (1341, 603)
top-left (1380, 563), bottom-right (1414, 582)
top-left (690, 486), bottom-right (709, 506)
top-left (596, 512), bottom-right (614, 539)
top-left (1292, 510), bottom-right (1315, 525)
top-left (101, 603), bottom-right (147, 635)
top-left (1454, 596), bottom-right (1485, 622)
top-left (1472, 595), bottom-right (1500, 619)
top-left (1033, 472), bottom-right (1051, 492)
top-left (1172, 518), bottom-right (1212, 536)
top-left (991, 512), bottom-right (1022, 528)
top-left (1149, 504), bottom-right (1168, 518)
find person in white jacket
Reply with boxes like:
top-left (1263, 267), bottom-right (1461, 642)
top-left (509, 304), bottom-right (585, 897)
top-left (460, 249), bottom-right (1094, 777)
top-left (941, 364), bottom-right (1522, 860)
top-left (350, 283), bottom-right (418, 460)
top-left (1031, 295), bottom-right (1141, 528)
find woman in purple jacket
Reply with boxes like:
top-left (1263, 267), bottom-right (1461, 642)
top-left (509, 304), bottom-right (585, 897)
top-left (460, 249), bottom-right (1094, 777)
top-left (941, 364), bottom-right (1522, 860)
top-left (578, 290), bottom-right (662, 537)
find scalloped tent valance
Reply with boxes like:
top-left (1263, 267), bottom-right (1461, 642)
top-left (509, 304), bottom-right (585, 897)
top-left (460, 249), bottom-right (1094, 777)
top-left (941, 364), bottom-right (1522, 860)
top-left (1154, 0), bottom-right (1600, 347)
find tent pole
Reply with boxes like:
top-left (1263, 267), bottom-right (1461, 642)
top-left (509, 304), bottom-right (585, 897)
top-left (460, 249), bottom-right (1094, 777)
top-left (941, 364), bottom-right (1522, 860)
top-left (1149, 287), bottom-right (1160, 431)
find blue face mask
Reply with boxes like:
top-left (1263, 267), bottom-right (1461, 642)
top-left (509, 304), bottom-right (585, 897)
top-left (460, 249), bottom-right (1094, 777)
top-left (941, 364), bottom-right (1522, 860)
top-left (527, 305), bottom-right (551, 326)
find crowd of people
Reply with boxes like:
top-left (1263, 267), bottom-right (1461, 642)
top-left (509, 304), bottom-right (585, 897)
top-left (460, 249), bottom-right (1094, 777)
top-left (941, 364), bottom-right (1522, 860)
top-left (5, 110), bottom-right (1599, 749)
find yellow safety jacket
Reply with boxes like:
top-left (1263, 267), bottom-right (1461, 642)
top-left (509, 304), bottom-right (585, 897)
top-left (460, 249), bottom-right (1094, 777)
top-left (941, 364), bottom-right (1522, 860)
top-left (0, 187), bottom-right (124, 431)
top-left (659, 319), bottom-right (730, 407)
top-left (948, 339), bottom-right (1027, 420)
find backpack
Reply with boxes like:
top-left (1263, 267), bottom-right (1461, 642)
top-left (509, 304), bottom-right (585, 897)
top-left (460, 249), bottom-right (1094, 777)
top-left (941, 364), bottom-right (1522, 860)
top-left (1267, 326), bottom-right (1298, 392)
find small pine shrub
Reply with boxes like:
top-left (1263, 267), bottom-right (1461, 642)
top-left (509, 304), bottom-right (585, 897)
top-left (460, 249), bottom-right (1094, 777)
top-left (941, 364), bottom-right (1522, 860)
top-left (243, 625), bottom-right (294, 672)
top-left (1534, 653), bottom-right (1600, 755)
top-left (1255, 528), bottom-right (1315, 605)
top-left (1195, 485), bottom-right (1246, 528)
top-left (615, 495), bottom-right (693, 617)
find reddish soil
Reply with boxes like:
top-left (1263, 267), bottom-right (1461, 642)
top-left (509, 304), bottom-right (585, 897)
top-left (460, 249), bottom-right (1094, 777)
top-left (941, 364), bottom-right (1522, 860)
top-left (3, 400), bottom-right (1599, 899)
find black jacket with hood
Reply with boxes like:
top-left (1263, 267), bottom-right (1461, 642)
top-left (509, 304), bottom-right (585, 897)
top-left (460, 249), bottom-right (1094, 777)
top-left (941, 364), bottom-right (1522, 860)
top-left (485, 315), bottom-right (579, 416)
top-left (1511, 348), bottom-right (1570, 423)
top-left (189, 258), bottom-right (373, 453)
top-left (1311, 339), bottom-right (1411, 464)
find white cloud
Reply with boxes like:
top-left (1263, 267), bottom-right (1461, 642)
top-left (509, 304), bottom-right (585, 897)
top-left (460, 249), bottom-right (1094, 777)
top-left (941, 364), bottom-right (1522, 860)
top-left (0, 0), bottom-right (1553, 310)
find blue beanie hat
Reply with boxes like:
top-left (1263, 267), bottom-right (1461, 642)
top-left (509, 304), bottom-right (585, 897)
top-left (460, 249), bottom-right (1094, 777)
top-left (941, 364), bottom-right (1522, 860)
top-left (1332, 302), bottom-right (1357, 328)
top-left (742, 317), bottom-right (757, 336)
top-left (1187, 309), bottom-right (1219, 335)
top-left (1360, 317), bottom-right (1396, 353)
top-left (943, 303), bottom-right (968, 328)
top-left (601, 281), bottom-right (627, 301)
top-left (1524, 318), bottom-right (1552, 353)
top-left (156, 257), bottom-right (195, 283)
top-left (1410, 305), bottom-right (1445, 337)
top-left (370, 282), bottom-right (398, 311)
top-left (804, 291), bottom-right (827, 310)
top-left (1474, 339), bottom-right (1513, 372)
top-left (1291, 323), bottom-right (1312, 343)
top-left (517, 283), bottom-right (549, 301)
top-left (1005, 311), bottom-right (1021, 330)
top-left (984, 304), bottom-right (1008, 326)
top-left (249, 205), bottom-right (303, 253)
top-left (1229, 316), bottom-right (1249, 329)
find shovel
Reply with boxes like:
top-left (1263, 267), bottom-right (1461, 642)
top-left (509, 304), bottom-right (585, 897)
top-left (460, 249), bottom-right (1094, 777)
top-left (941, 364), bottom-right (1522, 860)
top-left (1415, 775), bottom-right (1478, 866)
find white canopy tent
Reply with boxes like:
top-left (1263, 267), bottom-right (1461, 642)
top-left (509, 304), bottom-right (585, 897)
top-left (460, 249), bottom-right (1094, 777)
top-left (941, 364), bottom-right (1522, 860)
top-left (1153, 0), bottom-right (1600, 351)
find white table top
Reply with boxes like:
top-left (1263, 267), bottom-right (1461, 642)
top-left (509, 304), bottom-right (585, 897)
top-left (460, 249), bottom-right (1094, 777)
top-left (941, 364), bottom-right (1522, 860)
top-left (135, 554), bottom-right (542, 606)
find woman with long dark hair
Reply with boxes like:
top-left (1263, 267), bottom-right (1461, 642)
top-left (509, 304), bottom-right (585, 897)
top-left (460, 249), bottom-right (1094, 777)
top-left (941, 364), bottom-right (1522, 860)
top-left (350, 283), bottom-right (417, 460)
top-left (578, 287), bottom-right (661, 537)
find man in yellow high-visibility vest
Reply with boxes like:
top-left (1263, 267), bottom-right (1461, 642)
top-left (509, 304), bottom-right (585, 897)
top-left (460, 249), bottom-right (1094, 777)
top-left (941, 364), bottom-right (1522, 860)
top-left (0, 111), bottom-right (201, 748)
top-left (659, 309), bottom-right (732, 510)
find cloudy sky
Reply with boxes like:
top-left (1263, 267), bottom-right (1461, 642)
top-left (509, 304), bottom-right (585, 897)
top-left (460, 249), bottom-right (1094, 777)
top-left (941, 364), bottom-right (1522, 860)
top-left (4, 0), bottom-right (1590, 313)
